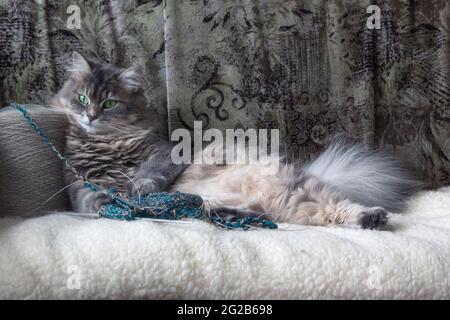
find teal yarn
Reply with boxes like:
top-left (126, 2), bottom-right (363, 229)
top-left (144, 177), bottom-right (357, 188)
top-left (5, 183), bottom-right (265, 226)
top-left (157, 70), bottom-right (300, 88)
top-left (99, 191), bottom-right (277, 230)
top-left (12, 103), bottom-right (277, 230)
top-left (98, 191), bottom-right (204, 222)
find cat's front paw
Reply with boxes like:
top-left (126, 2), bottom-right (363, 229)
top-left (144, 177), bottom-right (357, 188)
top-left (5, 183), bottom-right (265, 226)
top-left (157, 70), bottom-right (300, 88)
top-left (127, 177), bottom-right (160, 197)
top-left (82, 192), bottom-right (111, 213)
top-left (358, 208), bottom-right (389, 230)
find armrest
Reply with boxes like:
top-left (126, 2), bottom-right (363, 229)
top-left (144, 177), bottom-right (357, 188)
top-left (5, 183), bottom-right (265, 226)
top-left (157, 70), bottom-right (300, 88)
top-left (0, 105), bottom-right (70, 216)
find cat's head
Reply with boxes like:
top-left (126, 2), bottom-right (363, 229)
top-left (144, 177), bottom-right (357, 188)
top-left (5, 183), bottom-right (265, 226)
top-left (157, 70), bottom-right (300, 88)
top-left (51, 52), bottom-right (149, 135)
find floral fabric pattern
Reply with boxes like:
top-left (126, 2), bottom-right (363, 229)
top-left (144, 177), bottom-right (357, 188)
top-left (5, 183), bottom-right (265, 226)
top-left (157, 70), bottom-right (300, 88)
top-left (1, 0), bottom-right (449, 186)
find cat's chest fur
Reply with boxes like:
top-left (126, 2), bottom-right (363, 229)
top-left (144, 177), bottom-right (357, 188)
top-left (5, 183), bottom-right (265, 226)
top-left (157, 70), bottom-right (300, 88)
top-left (65, 125), bottom-right (151, 190)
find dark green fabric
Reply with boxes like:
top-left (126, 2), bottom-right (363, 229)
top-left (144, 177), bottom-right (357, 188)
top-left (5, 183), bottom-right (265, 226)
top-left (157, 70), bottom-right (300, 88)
top-left (1, 0), bottom-right (449, 187)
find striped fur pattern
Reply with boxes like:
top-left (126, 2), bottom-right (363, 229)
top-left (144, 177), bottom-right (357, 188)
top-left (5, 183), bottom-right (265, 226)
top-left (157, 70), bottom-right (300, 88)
top-left (50, 52), bottom-right (186, 213)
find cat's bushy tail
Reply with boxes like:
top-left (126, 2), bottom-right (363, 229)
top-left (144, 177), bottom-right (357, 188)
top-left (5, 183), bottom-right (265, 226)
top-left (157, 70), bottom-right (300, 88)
top-left (303, 139), bottom-right (424, 212)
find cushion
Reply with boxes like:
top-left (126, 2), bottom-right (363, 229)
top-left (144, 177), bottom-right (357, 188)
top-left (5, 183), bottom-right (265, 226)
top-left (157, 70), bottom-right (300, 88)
top-left (0, 104), bottom-right (70, 216)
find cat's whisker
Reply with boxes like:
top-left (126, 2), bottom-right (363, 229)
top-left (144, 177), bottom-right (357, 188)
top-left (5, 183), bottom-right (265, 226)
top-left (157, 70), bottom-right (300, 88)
top-left (270, 212), bottom-right (285, 224)
top-left (105, 169), bottom-right (141, 203)
top-left (107, 123), bottom-right (143, 139)
top-left (27, 180), bottom-right (80, 215)
top-left (138, 206), bottom-right (171, 217)
top-left (107, 125), bottom-right (130, 137)
top-left (109, 124), bottom-right (141, 136)
top-left (62, 108), bottom-right (76, 120)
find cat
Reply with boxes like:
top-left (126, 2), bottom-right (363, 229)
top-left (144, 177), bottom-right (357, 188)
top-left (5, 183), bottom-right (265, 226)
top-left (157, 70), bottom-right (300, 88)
top-left (50, 52), bottom-right (187, 213)
top-left (50, 52), bottom-right (423, 229)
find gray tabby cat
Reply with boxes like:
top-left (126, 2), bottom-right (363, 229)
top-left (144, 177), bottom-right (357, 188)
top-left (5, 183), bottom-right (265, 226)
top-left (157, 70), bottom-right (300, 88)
top-left (51, 52), bottom-right (187, 213)
top-left (51, 52), bottom-right (423, 229)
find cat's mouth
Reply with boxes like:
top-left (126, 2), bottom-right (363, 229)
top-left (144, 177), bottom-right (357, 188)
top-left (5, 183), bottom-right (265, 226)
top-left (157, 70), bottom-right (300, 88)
top-left (79, 114), bottom-right (98, 133)
top-left (70, 113), bottom-right (102, 134)
top-left (72, 114), bottom-right (123, 136)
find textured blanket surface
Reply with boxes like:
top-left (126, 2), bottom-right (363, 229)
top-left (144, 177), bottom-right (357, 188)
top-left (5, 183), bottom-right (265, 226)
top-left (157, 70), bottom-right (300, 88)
top-left (1, 187), bottom-right (450, 299)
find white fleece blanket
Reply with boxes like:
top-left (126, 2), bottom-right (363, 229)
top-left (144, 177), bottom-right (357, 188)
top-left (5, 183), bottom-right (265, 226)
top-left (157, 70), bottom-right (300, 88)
top-left (1, 187), bottom-right (450, 299)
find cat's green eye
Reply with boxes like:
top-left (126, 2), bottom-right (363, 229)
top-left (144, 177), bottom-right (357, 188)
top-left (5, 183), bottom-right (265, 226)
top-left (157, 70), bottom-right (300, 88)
top-left (103, 100), bottom-right (118, 109)
top-left (78, 94), bottom-right (90, 106)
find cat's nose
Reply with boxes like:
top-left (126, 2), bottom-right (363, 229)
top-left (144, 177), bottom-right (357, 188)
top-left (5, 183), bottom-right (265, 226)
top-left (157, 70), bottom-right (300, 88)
top-left (87, 113), bottom-right (97, 123)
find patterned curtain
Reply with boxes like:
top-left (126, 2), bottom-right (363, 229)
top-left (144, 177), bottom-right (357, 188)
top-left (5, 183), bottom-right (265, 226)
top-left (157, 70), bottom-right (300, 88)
top-left (1, 0), bottom-right (449, 187)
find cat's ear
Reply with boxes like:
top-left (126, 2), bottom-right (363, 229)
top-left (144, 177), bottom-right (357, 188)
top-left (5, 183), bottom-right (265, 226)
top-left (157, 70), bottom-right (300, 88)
top-left (118, 64), bottom-right (143, 92)
top-left (68, 52), bottom-right (91, 79)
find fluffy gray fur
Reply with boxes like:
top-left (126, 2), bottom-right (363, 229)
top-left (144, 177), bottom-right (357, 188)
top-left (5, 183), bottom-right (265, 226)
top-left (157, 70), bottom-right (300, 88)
top-left (302, 139), bottom-right (423, 212)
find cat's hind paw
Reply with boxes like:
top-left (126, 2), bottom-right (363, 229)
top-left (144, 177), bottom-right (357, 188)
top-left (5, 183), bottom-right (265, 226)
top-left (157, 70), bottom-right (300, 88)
top-left (358, 208), bottom-right (389, 230)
